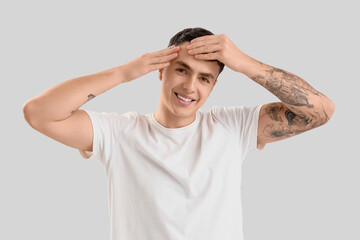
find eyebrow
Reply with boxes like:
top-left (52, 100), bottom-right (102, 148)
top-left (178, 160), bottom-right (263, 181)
top-left (175, 61), bottom-right (215, 81)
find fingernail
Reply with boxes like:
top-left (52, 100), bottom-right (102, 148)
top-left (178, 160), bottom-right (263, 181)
top-left (187, 45), bottom-right (192, 49)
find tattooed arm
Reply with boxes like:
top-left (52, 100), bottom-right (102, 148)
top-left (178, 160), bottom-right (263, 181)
top-left (187, 34), bottom-right (335, 149)
top-left (248, 62), bottom-right (335, 149)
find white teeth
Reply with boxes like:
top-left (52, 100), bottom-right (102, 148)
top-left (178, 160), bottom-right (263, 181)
top-left (177, 94), bottom-right (192, 102)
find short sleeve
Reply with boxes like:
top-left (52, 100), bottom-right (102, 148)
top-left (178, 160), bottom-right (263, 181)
top-left (79, 109), bottom-right (137, 167)
top-left (210, 104), bottom-right (263, 156)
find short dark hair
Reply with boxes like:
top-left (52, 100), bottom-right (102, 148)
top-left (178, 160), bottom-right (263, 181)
top-left (168, 27), bottom-right (225, 76)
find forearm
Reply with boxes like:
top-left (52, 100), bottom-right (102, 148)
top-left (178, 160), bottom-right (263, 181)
top-left (241, 57), bottom-right (334, 124)
top-left (23, 63), bottom-right (134, 124)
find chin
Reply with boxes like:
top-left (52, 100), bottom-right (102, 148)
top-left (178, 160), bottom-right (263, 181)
top-left (174, 106), bottom-right (200, 118)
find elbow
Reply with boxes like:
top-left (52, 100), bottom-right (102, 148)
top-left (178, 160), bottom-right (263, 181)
top-left (324, 98), bottom-right (335, 122)
top-left (327, 99), bottom-right (335, 120)
top-left (318, 98), bottom-right (335, 126)
top-left (305, 98), bottom-right (335, 128)
top-left (23, 101), bottom-right (34, 126)
top-left (23, 100), bottom-right (40, 128)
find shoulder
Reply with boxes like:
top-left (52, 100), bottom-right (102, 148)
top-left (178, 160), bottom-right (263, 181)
top-left (85, 109), bottom-right (139, 120)
top-left (83, 109), bottom-right (142, 132)
top-left (208, 105), bottom-right (262, 121)
top-left (198, 105), bottom-right (262, 132)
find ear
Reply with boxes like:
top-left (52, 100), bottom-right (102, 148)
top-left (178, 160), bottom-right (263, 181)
top-left (211, 79), bottom-right (218, 91)
top-left (158, 68), bottom-right (164, 81)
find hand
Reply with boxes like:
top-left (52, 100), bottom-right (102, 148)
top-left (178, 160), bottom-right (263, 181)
top-left (187, 34), bottom-right (253, 73)
top-left (124, 45), bottom-right (180, 81)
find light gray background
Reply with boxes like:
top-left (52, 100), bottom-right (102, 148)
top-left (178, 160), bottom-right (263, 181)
top-left (1, 0), bottom-right (359, 239)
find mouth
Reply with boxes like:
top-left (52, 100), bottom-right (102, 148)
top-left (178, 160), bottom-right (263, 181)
top-left (175, 92), bottom-right (196, 106)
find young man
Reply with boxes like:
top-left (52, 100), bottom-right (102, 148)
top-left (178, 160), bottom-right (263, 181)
top-left (23, 27), bottom-right (334, 240)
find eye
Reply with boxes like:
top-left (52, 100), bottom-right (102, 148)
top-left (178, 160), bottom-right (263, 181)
top-left (176, 68), bottom-right (186, 74)
top-left (201, 77), bottom-right (210, 83)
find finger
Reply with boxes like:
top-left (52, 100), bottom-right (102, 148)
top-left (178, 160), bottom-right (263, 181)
top-left (153, 45), bottom-right (180, 57)
top-left (188, 38), bottom-right (219, 50)
top-left (149, 62), bottom-right (171, 72)
top-left (194, 52), bottom-right (218, 60)
top-left (149, 52), bottom-right (178, 64)
top-left (189, 35), bottom-right (221, 45)
top-left (188, 44), bottom-right (222, 55)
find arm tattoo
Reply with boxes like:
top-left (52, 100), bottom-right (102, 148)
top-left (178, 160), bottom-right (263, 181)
top-left (264, 124), bottom-right (295, 138)
top-left (285, 110), bottom-right (296, 125)
top-left (87, 94), bottom-right (96, 102)
top-left (250, 63), bottom-right (321, 109)
top-left (260, 102), bottom-right (321, 140)
top-left (252, 61), bottom-right (332, 141)
top-left (266, 104), bottom-right (284, 123)
top-left (70, 93), bottom-right (96, 116)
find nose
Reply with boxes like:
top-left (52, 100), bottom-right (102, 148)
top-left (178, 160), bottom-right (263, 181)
top-left (182, 76), bottom-right (196, 93)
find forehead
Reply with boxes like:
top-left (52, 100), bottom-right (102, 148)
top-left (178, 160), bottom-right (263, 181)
top-left (172, 42), bottom-right (219, 76)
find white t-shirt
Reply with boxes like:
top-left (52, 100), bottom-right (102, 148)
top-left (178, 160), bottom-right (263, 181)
top-left (80, 105), bottom-right (262, 240)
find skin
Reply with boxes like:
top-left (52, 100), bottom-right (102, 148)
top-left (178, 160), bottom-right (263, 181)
top-left (186, 34), bottom-right (335, 149)
top-left (23, 33), bottom-right (335, 154)
top-left (154, 42), bottom-right (219, 128)
top-left (70, 34), bottom-right (334, 149)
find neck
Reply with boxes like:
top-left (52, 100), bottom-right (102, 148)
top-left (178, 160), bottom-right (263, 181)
top-left (153, 108), bottom-right (197, 128)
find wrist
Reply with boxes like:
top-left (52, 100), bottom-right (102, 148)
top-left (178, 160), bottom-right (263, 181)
top-left (242, 58), bottom-right (274, 85)
top-left (120, 59), bottom-right (144, 83)
top-left (238, 55), bottom-right (263, 77)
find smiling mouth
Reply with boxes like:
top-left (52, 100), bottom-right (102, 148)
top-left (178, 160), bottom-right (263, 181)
top-left (175, 92), bottom-right (195, 102)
